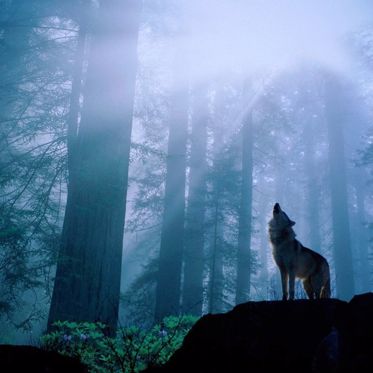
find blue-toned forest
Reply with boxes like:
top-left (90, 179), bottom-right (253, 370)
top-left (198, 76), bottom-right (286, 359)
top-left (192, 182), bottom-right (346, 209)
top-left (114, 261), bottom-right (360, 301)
top-left (0, 1), bottom-right (372, 372)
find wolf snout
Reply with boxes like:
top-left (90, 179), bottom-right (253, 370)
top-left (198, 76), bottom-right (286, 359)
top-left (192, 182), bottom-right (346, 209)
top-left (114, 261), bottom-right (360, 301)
top-left (273, 203), bottom-right (280, 214)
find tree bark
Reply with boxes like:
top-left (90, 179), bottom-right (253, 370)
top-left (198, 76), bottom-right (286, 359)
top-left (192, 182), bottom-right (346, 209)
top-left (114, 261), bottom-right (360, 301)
top-left (304, 117), bottom-right (322, 252)
top-left (182, 86), bottom-right (208, 316)
top-left (235, 110), bottom-right (253, 304)
top-left (257, 180), bottom-right (269, 297)
top-left (48, 0), bottom-right (141, 332)
top-left (208, 195), bottom-right (224, 314)
top-left (66, 22), bottom-right (87, 176)
top-left (324, 74), bottom-right (355, 300)
top-left (352, 175), bottom-right (370, 293)
top-left (154, 75), bottom-right (188, 322)
top-left (207, 111), bottom-right (225, 314)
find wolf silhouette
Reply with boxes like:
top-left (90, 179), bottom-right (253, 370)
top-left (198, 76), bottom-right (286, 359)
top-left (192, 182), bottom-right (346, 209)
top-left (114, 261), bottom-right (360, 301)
top-left (268, 203), bottom-right (330, 300)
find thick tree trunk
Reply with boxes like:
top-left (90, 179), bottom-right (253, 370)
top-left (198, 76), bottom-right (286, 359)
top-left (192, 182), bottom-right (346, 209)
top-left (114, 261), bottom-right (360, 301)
top-left (208, 117), bottom-right (225, 314)
top-left (235, 111), bottom-right (253, 304)
top-left (304, 118), bottom-right (322, 252)
top-left (66, 24), bottom-right (87, 175)
top-left (182, 86), bottom-right (208, 316)
top-left (154, 84), bottom-right (188, 322)
top-left (324, 74), bottom-right (354, 300)
top-left (258, 184), bottom-right (269, 296)
top-left (208, 197), bottom-right (224, 314)
top-left (48, 0), bottom-right (141, 332)
top-left (353, 176), bottom-right (370, 293)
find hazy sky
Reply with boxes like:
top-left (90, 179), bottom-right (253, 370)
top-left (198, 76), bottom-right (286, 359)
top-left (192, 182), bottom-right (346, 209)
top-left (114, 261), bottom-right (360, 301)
top-left (179, 0), bottom-right (373, 80)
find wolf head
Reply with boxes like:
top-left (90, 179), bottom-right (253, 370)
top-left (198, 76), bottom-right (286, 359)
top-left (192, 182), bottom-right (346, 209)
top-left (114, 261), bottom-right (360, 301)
top-left (270, 203), bottom-right (296, 230)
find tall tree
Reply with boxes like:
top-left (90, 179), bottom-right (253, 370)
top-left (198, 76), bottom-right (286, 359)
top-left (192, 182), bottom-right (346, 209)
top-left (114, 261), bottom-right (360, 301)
top-left (154, 50), bottom-right (189, 322)
top-left (48, 0), bottom-right (141, 331)
top-left (304, 117), bottom-right (322, 252)
top-left (235, 109), bottom-right (253, 304)
top-left (324, 73), bottom-right (355, 300)
top-left (300, 78), bottom-right (323, 252)
top-left (0, 0), bottom-right (75, 328)
top-left (65, 4), bottom-right (87, 176)
top-left (257, 183), bottom-right (269, 296)
top-left (351, 172), bottom-right (370, 292)
top-left (207, 171), bottom-right (225, 314)
top-left (207, 90), bottom-right (229, 314)
top-left (182, 85), bottom-right (208, 316)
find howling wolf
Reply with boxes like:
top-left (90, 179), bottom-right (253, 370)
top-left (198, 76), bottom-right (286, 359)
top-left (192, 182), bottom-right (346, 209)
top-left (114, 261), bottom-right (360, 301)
top-left (268, 203), bottom-right (330, 300)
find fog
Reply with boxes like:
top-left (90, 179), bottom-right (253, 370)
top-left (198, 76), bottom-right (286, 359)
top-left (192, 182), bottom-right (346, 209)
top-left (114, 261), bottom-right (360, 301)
top-left (1, 0), bottom-right (373, 351)
top-left (174, 0), bottom-right (372, 80)
top-left (123, 0), bottom-right (373, 320)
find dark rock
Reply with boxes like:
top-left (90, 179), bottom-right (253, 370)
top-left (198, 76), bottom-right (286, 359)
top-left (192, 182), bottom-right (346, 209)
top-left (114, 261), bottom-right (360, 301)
top-left (0, 344), bottom-right (88, 373)
top-left (144, 293), bottom-right (373, 373)
top-left (337, 293), bottom-right (373, 372)
top-left (313, 293), bottom-right (373, 373)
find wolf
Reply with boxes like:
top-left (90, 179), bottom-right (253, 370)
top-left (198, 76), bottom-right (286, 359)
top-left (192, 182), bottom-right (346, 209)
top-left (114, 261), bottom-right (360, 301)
top-left (268, 203), bottom-right (330, 300)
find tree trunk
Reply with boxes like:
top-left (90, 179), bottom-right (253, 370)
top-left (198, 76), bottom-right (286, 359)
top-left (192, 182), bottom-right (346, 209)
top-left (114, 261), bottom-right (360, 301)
top-left (258, 184), bottom-right (269, 297)
top-left (208, 196), bottom-right (224, 314)
top-left (235, 111), bottom-right (253, 304)
top-left (304, 117), bottom-right (322, 252)
top-left (207, 115), bottom-right (225, 314)
top-left (324, 74), bottom-right (355, 300)
top-left (182, 86), bottom-right (208, 316)
top-left (353, 175), bottom-right (370, 293)
top-left (66, 23), bottom-right (87, 176)
top-left (154, 77), bottom-right (188, 322)
top-left (48, 0), bottom-right (141, 332)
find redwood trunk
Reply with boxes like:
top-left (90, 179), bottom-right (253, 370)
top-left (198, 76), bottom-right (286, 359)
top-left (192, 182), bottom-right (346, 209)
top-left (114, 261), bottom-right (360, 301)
top-left (182, 86), bottom-right (208, 315)
top-left (48, 0), bottom-right (141, 332)
top-left (324, 74), bottom-right (354, 300)
top-left (235, 111), bottom-right (253, 304)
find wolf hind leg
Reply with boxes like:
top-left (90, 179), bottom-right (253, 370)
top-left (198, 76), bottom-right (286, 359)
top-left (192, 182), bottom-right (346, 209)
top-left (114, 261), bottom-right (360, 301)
top-left (302, 278), bottom-right (314, 299)
top-left (310, 275), bottom-right (323, 299)
top-left (320, 278), bottom-right (331, 299)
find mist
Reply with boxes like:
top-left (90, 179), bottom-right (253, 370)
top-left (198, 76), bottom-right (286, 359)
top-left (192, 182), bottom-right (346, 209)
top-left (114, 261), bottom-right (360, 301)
top-left (1, 0), bottom-right (373, 370)
top-left (169, 0), bottom-right (372, 80)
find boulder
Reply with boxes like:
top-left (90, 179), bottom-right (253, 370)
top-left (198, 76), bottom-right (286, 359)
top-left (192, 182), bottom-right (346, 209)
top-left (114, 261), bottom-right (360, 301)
top-left (0, 344), bottom-right (88, 373)
top-left (144, 293), bottom-right (373, 373)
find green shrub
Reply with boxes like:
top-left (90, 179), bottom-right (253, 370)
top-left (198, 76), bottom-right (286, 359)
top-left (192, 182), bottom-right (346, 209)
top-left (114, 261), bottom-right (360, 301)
top-left (40, 315), bottom-right (197, 372)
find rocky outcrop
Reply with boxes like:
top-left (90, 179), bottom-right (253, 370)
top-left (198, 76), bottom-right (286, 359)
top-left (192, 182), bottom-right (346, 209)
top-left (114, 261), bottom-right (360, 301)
top-left (0, 344), bottom-right (88, 373)
top-left (144, 293), bottom-right (373, 373)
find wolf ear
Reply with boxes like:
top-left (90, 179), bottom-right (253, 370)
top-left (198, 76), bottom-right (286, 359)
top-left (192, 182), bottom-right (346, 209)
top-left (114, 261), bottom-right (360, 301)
top-left (290, 220), bottom-right (296, 226)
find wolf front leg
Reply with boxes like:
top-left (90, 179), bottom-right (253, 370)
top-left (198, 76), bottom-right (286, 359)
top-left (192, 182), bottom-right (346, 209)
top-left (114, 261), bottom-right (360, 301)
top-left (280, 269), bottom-right (289, 300)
